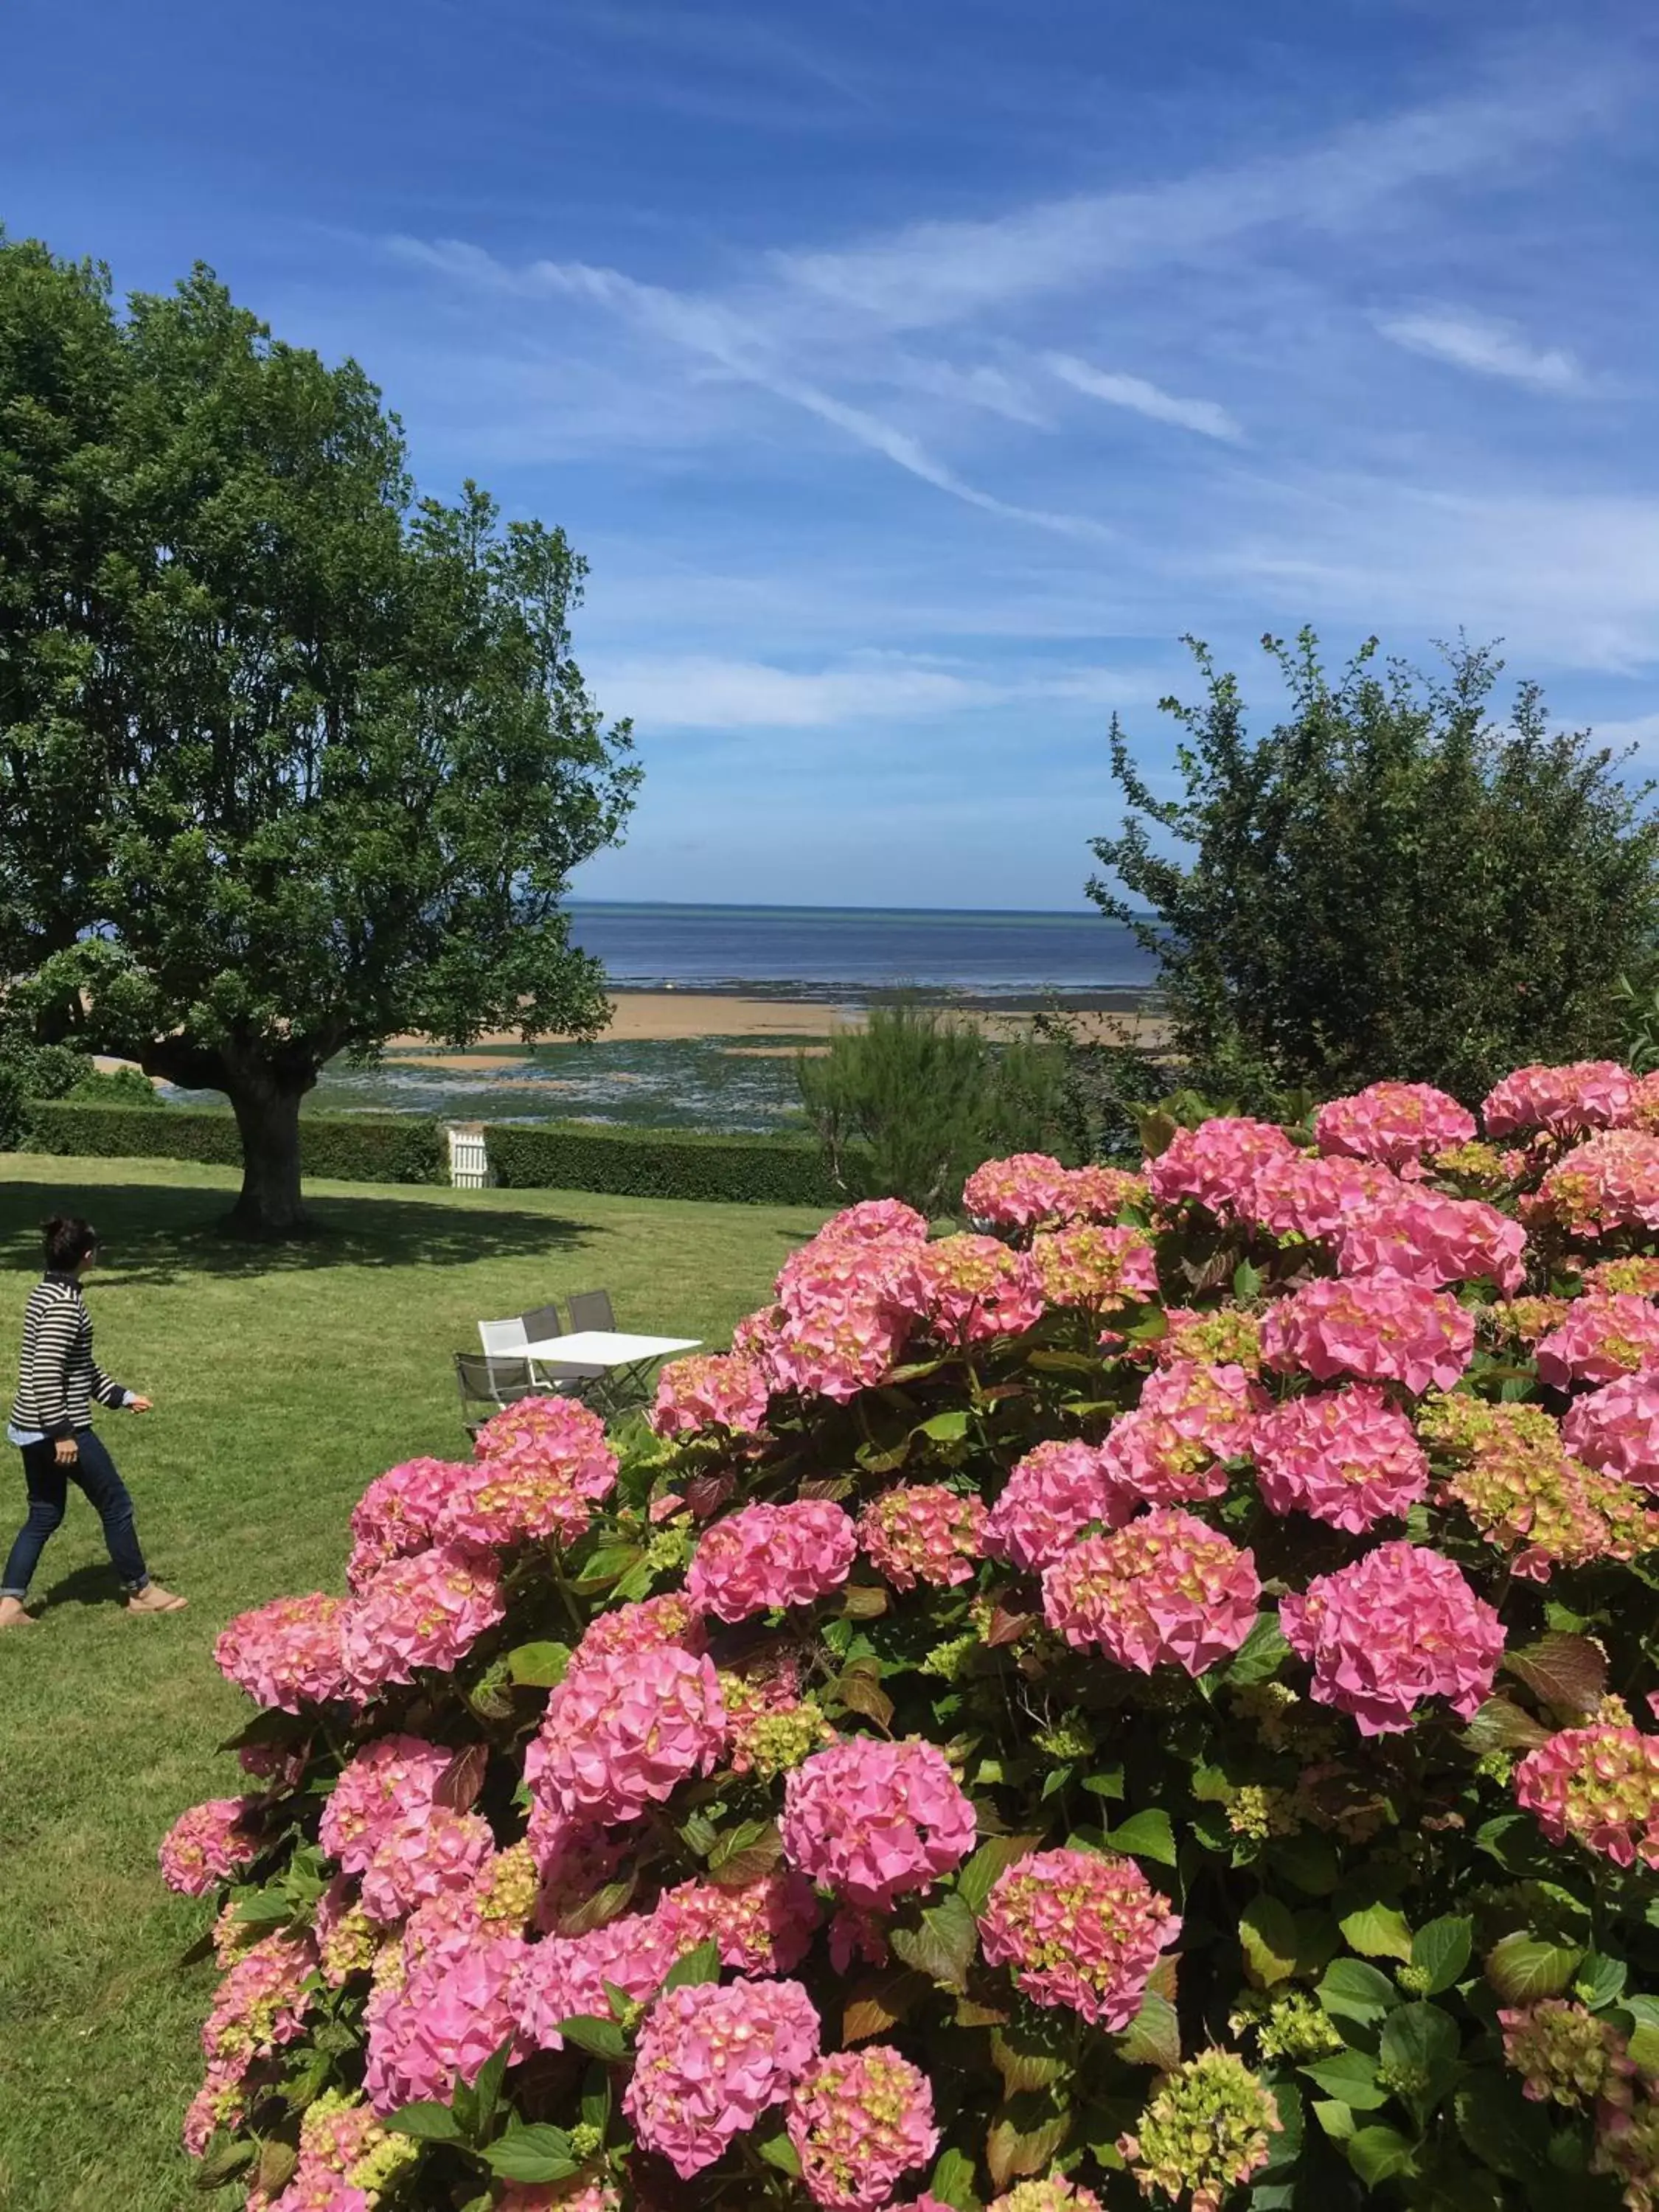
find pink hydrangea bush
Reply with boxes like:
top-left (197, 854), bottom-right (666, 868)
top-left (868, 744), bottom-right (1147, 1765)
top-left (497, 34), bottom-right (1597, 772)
top-left (167, 1090), bottom-right (1659, 2210)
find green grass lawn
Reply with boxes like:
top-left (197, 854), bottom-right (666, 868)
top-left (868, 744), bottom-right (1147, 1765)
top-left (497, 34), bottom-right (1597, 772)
top-left (0, 1156), bottom-right (827, 2212)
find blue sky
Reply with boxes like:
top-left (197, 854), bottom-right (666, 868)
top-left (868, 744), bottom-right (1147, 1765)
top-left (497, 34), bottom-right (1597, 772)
top-left (6, 1), bottom-right (1659, 909)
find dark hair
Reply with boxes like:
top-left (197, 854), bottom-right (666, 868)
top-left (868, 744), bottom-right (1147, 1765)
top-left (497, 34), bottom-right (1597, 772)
top-left (42, 1214), bottom-right (97, 1271)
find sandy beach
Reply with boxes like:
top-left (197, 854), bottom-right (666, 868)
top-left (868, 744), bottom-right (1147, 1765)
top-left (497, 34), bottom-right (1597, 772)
top-left (386, 991), bottom-right (1166, 1051)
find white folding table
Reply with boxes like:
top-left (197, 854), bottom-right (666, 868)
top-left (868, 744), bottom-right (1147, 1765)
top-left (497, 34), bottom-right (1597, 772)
top-left (522, 1330), bottom-right (701, 1410)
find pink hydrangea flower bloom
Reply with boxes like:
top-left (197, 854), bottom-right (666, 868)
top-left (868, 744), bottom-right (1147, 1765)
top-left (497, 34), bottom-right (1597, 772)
top-left (649, 1352), bottom-right (772, 1439)
top-left (1259, 1274), bottom-right (1475, 1396)
top-left (1562, 1372), bottom-right (1659, 1490)
top-left (1031, 1224), bottom-right (1160, 1311)
top-left (655, 1871), bottom-right (821, 1978)
top-left (1482, 1061), bottom-right (1636, 1139)
top-left (434, 1420), bottom-right (618, 1551)
top-left (985, 1439), bottom-right (1135, 1573)
top-left (1314, 1082), bottom-right (1476, 1169)
top-left (1137, 1360), bottom-right (1266, 1455)
top-left (1054, 1164), bottom-right (1150, 1223)
top-left (341, 1544), bottom-right (505, 1694)
top-left (358, 1806), bottom-right (495, 1926)
top-left (775, 1227), bottom-right (923, 1324)
top-left (815, 1198), bottom-right (932, 1246)
top-left (1252, 1386), bottom-right (1430, 1533)
top-left (905, 1234), bottom-right (1044, 1343)
top-left (473, 1394), bottom-right (602, 1462)
top-left (565, 1592), bottom-right (707, 1680)
top-left (1280, 1541), bottom-right (1503, 1735)
top-left (961, 1153), bottom-right (1070, 1229)
top-left (182, 2064), bottom-right (248, 2155)
top-left (526, 1644), bottom-right (727, 1826)
top-left (623, 1978), bottom-right (822, 2179)
top-left (1041, 1510), bottom-right (1260, 1676)
top-left (201, 1929), bottom-right (317, 2077)
top-left (859, 1484), bottom-right (988, 1590)
top-left (1514, 1722), bottom-right (1659, 1869)
top-left (765, 1294), bottom-right (913, 1404)
top-left (1152, 1309), bottom-right (1264, 1374)
top-left (1538, 1130), bottom-right (1659, 1239)
top-left (1096, 1408), bottom-right (1231, 1507)
top-left (1534, 1294), bottom-right (1659, 1389)
top-left (782, 1738), bottom-right (976, 1909)
top-left (785, 2045), bottom-right (939, 2211)
top-left (509, 1907), bottom-right (686, 2048)
top-left (1146, 1118), bottom-right (1298, 1222)
top-left (686, 1499), bottom-right (858, 1621)
top-left (1336, 1189), bottom-right (1526, 1296)
top-left (363, 1930), bottom-right (524, 2112)
top-left (319, 1735), bottom-right (456, 1872)
top-left (347, 1458), bottom-right (467, 1590)
top-left (978, 1846), bottom-right (1180, 2028)
top-left (159, 1798), bottom-right (262, 1896)
top-left (215, 1592), bottom-right (350, 1714)
top-left (1242, 1154), bottom-right (1404, 1244)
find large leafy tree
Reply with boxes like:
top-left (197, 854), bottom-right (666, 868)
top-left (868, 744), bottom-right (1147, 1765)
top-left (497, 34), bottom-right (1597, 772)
top-left (0, 237), bottom-right (637, 1234)
top-left (1091, 630), bottom-right (1659, 1106)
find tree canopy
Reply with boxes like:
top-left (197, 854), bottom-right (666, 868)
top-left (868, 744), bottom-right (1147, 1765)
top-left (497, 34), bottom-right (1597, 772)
top-left (1090, 630), bottom-right (1659, 1107)
top-left (0, 236), bottom-right (637, 1232)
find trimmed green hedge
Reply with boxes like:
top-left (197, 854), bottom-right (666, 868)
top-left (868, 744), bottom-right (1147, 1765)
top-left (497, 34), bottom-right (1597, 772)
top-left (21, 1101), bottom-right (445, 1185)
top-left (15, 1099), bottom-right (841, 1206)
top-left (487, 1119), bottom-right (841, 1206)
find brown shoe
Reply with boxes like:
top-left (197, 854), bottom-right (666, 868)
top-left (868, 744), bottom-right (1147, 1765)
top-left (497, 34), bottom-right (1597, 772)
top-left (0, 1595), bottom-right (36, 1630)
top-left (127, 1583), bottom-right (187, 1615)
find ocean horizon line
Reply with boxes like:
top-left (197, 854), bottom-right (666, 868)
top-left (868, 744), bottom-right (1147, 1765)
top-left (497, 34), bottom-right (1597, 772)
top-left (567, 897), bottom-right (1155, 922)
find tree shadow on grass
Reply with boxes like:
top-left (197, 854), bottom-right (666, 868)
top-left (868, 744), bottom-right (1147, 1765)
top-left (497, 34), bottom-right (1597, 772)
top-left (0, 1180), bottom-right (594, 1287)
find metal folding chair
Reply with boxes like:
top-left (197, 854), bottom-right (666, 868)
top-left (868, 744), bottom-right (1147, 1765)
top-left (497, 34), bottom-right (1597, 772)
top-left (566, 1288), bottom-right (657, 1410)
top-left (454, 1349), bottom-right (537, 1441)
top-left (512, 1300), bottom-right (607, 1402)
top-left (479, 1316), bottom-right (530, 1357)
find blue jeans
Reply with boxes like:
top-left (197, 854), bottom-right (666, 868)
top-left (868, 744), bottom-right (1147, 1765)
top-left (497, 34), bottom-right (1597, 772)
top-left (1, 1430), bottom-right (150, 1598)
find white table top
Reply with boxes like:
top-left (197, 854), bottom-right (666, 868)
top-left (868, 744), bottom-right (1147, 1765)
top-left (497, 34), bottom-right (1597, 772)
top-left (523, 1331), bottom-right (701, 1367)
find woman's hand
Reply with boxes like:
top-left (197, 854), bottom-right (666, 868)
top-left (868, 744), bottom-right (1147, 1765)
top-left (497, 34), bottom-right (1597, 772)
top-left (128, 1396), bottom-right (153, 1413)
top-left (54, 1436), bottom-right (78, 1466)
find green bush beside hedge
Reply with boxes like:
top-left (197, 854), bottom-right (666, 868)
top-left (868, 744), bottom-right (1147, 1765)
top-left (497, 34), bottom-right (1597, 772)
top-left (17, 1100), bottom-right (841, 1206)
top-left (21, 1101), bottom-right (445, 1186)
top-left (487, 1119), bottom-right (841, 1206)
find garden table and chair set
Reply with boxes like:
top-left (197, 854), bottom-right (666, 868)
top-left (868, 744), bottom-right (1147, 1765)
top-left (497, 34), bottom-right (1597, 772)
top-left (455, 1286), bottom-right (698, 1435)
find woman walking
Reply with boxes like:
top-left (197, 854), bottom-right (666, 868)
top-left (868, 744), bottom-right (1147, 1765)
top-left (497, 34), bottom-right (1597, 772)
top-left (0, 1214), bottom-right (184, 1627)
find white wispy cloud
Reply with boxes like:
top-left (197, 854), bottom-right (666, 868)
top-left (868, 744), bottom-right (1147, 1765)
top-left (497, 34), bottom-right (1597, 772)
top-left (1046, 352), bottom-right (1243, 441)
top-left (1375, 309), bottom-right (1587, 393)
top-left (590, 653), bottom-right (1158, 730)
top-left (387, 239), bottom-right (1116, 539)
top-left (767, 75), bottom-right (1614, 332)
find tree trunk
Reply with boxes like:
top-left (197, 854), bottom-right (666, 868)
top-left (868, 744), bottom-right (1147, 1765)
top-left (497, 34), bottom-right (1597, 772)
top-left (225, 1077), bottom-right (311, 1239)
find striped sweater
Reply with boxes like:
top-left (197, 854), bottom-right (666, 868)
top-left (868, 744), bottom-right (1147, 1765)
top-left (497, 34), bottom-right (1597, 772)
top-left (10, 1272), bottom-right (129, 1439)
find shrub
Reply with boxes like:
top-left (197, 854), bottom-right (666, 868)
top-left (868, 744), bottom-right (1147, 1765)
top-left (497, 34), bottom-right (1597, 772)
top-left (164, 1062), bottom-right (1659, 2211)
top-left (797, 1001), bottom-right (1076, 1214)
top-left (487, 1119), bottom-right (841, 1206)
top-left (21, 1100), bottom-right (443, 1184)
top-left (1092, 630), bottom-right (1659, 1107)
top-left (66, 1065), bottom-right (164, 1108)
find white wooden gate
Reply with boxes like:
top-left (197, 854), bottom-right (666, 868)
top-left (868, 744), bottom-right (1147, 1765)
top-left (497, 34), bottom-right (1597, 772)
top-left (447, 1124), bottom-right (493, 1189)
